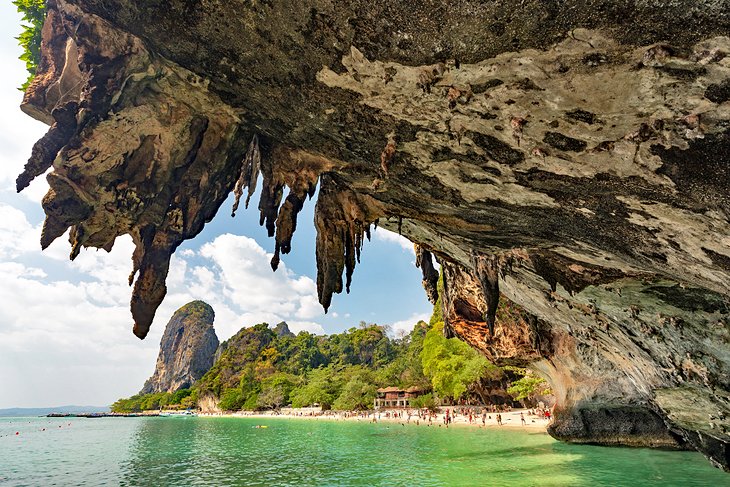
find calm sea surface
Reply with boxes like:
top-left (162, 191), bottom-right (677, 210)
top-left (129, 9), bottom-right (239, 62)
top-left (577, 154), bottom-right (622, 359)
top-left (0, 416), bottom-right (727, 486)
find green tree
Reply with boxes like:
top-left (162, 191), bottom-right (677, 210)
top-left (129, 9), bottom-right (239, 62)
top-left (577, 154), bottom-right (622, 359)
top-left (180, 389), bottom-right (198, 409)
top-left (421, 318), bottom-right (490, 401)
top-left (243, 393), bottom-right (260, 410)
top-left (409, 393), bottom-right (437, 411)
top-left (218, 388), bottom-right (245, 411)
top-left (506, 368), bottom-right (552, 402)
top-left (257, 373), bottom-right (299, 409)
top-left (332, 367), bottom-right (378, 410)
top-left (169, 388), bottom-right (193, 405)
top-left (290, 364), bottom-right (344, 409)
top-left (13, 0), bottom-right (46, 90)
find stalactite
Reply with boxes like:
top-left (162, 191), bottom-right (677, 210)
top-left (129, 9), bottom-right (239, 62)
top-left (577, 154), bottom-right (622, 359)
top-left (231, 134), bottom-right (260, 217)
top-left (415, 244), bottom-right (440, 304)
top-left (13, 1), bottom-right (251, 339)
top-left (314, 175), bottom-right (380, 312)
top-left (16, 101), bottom-right (78, 192)
top-left (257, 146), bottom-right (284, 238)
top-left (263, 147), bottom-right (337, 271)
top-left (271, 191), bottom-right (305, 271)
top-left (129, 224), bottom-right (179, 339)
top-left (472, 253), bottom-right (500, 336)
top-left (440, 261), bottom-right (456, 339)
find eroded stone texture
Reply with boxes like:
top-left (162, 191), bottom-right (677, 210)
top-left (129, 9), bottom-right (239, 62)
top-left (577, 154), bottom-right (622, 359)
top-left (18, 0), bottom-right (730, 470)
top-left (141, 300), bottom-right (219, 394)
top-left (315, 175), bottom-right (382, 311)
top-left (415, 245), bottom-right (439, 304)
top-left (21, 0), bottom-right (249, 339)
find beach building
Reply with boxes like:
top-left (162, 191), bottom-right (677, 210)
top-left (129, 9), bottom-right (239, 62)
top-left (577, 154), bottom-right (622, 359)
top-left (374, 386), bottom-right (426, 409)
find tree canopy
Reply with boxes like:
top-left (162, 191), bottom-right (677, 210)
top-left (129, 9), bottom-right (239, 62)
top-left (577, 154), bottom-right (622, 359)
top-left (421, 309), bottom-right (492, 401)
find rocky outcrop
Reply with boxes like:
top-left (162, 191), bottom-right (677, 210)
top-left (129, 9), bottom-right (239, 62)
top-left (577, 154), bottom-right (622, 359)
top-left (17, 0), bottom-right (730, 470)
top-left (141, 301), bottom-right (219, 394)
top-left (274, 322), bottom-right (295, 338)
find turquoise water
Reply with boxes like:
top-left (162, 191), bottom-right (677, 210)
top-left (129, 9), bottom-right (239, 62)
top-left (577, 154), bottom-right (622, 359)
top-left (0, 416), bottom-right (727, 486)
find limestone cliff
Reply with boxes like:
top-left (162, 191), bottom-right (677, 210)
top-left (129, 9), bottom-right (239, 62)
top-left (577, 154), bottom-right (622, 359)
top-left (141, 301), bottom-right (219, 394)
top-left (274, 322), bottom-right (296, 338)
top-left (16, 0), bottom-right (730, 470)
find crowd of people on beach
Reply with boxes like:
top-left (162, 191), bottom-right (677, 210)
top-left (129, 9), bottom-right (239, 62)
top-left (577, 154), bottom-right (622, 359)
top-left (206, 404), bottom-right (553, 430)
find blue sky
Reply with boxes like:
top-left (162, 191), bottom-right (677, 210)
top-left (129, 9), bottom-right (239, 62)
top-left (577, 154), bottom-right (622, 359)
top-left (0, 4), bottom-right (431, 408)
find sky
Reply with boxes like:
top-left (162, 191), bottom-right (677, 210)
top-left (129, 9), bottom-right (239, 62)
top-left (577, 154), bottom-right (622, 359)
top-left (0, 4), bottom-right (432, 408)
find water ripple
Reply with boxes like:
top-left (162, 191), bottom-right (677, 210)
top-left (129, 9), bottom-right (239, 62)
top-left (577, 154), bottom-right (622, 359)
top-left (0, 417), bottom-right (726, 486)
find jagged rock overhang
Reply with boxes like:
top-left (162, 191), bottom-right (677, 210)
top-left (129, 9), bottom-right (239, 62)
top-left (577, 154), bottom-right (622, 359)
top-left (16, 0), bottom-right (730, 471)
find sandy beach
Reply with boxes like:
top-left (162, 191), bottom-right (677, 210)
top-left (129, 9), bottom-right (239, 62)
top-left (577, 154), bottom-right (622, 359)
top-left (200, 408), bottom-right (550, 432)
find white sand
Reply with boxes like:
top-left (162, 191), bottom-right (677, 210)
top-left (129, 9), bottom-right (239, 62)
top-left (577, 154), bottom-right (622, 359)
top-left (201, 408), bottom-right (550, 431)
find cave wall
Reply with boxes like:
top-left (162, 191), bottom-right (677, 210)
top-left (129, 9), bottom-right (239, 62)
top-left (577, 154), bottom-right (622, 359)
top-left (17, 0), bottom-right (730, 470)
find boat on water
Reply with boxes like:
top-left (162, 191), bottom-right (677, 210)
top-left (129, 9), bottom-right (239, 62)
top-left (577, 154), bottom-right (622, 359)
top-left (159, 411), bottom-right (197, 417)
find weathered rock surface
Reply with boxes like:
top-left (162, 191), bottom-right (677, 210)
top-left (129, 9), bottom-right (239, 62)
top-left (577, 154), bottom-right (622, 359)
top-left (141, 301), bottom-right (219, 394)
top-left (274, 321), bottom-right (295, 338)
top-left (17, 0), bottom-right (730, 470)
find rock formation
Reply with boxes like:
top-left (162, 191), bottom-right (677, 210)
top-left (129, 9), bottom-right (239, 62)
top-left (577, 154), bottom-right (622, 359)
top-left (274, 322), bottom-right (295, 338)
top-left (16, 0), bottom-right (730, 470)
top-left (141, 301), bottom-right (219, 394)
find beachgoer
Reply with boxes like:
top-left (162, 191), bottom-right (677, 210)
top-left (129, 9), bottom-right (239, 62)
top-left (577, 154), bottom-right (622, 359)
top-left (520, 412), bottom-right (526, 426)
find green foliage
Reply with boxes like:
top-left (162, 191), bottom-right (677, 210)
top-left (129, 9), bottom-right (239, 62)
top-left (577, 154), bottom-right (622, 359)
top-left (506, 370), bottom-right (552, 401)
top-left (218, 388), bottom-right (245, 411)
top-left (332, 367), bottom-right (378, 411)
top-left (180, 389), bottom-right (198, 409)
top-left (421, 291), bottom-right (492, 402)
top-left (373, 321), bottom-right (429, 389)
top-left (192, 321), bottom-right (425, 412)
top-left (14, 0), bottom-right (47, 90)
top-left (110, 388), bottom-right (194, 413)
top-left (242, 393), bottom-right (260, 411)
top-left (115, 301), bottom-right (535, 413)
top-left (409, 393), bottom-right (437, 411)
top-left (421, 321), bottom-right (490, 400)
top-left (289, 364), bottom-right (344, 409)
top-left (170, 388), bottom-right (193, 404)
top-left (256, 373), bottom-right (299, 409)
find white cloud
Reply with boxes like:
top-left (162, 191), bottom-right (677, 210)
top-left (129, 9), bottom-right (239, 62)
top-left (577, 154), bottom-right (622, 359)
top-left (373, 227), bottom-right (415, 254)
top-left (0, 203), bottom-right (41, 258)
top-left (0, 221), bottom-right (329, 406)
top-left (386, 312), bottom-right (431, 338)
top-left (287, 321), bottom-right (325, 334)
top-left (197, 233), bottom-right (324, 325)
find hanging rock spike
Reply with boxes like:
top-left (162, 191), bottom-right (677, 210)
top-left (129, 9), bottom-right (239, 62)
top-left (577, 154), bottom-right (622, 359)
top-left (415, 245), bottom-right (440, 304)
top-left (472, 253), bottom-right (500, 337)
top-left (231, 134), bottom-right (261, 217)
top-left (314, 175), bottom-right (381, 312)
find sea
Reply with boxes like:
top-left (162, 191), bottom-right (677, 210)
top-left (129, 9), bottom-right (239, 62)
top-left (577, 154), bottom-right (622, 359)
top-left (0, 416), bottom-right (727, 486)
